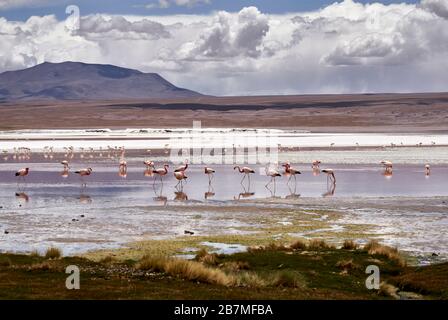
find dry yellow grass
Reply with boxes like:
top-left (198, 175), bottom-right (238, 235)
top-left (195, 248), bottom-right (220, 265)
top-left (342, 240), bottom-right (359, 250)
top-left (27, 261), bottom-right (57, 271)
top-left (30, 250), bottom-right (41, 257)
top-left (363, 241), bottom-right (406, 267)
top-left (290, 239), bottom-right (307, 250)
top-left (379, 282), bottom-right (399, 299)
top-left (269, 271), bottom-right (303, 288)
top-left (137, 255), bottom-right (298, 289)
top-left (308, 239), bottom-right (334, 250)
top-left (235, 272), bottom-right (267, 288)
top-left (249, 239), bottom-right (335, 252)
top-left (221, 261), bottom-right (251, 272)
top-left (335, 259), bottom-right (359, 274)
top-left (44, 247), bottom-right (61, 260)
top-left (99, 256), bottom-right (116, 264)
top-left (137, 255), bottom-right (235, 286)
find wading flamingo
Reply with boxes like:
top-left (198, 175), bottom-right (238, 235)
top-left (425, 164), bottom-right (431, 176)
top-left (380, 161), bottom-right (393, 175)
top-left (204, 167), bottom-right (215, 184)
top-left (174, 160), bottom-right (189, 173)
top-left (119, 160), bottom-right (127, 178)
top-left (143, 160), bottom-right (154, 169)
top-left (153, 164), bottom-right (169, 185)
top-left (234, 166), bottom-right (255, 185)
top-left (61, 160), bottom-right (70, 169)
top-left (322, 168), bottom-right (336, 184)
top-left (75, 168), bottom-right (92, 187)
top-left (282, 162), bottom-right (301, 184)
top-left (312, 160), bottom-right (321, 169)
top-left (60, 160), bottom-right (70, 178)
top-left (174, 170), bottom-right (187, 189)
top-left (265, 166), bottom-right (281, 187)
top-left (15, 168), bottom-right (29, 183)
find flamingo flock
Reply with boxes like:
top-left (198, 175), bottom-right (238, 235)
top-left (12, 155), bottom-right (433, 199)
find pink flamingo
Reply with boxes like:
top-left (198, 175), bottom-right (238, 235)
top-left (153, 164), bottom-right (169, 185)
top-left (380, 160), bottom-right (393, 173)
top-left (143, 160), bottom-right (154, 169)
top-left (174, 170), bottom-right (187, 188)
top-left (119, 160), bottom-right (127, 178)
top-left (174, 159), bottom-right (189, 173)
top-left (312, 160), bottom-right (321, 169)
top-left (234, 166), bottom-right (255, 185)
top-left (61, 160), bottom-right (70, 169)
top-left (204, 167), bottom-right (215, 183)
top-left (322, 168), bottom-right (336, 184)
top-left (15, 168), bottom-right (29, 183)
top-left (75, 168), bottom-right (93, 187)
top-left (282, 162), bottom-right (301, 183)
top-left (265, 166), bottom-right (281, 187)
top-left (425, 164), bottom-right (430, 176)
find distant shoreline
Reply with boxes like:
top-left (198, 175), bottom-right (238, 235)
top-left (1, 92), bottom-right (448, 132)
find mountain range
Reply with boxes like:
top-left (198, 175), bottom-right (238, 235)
top-left (0, 61), bottom-right (202, 101)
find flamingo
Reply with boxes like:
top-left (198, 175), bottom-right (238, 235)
top-left (143, 160), bottom-right (154, 169)
top-left (61, 160), bottom-right (70, 169)
top-left (380, 161), bottom-right (393, 173)
top-left (153, 164), bottom-right (169, 185)
top-left (60, 160), bottom-right (70, 178)
top-left (174, 170), bottom-right (187, 188)
top-left (322, 168), bottom-right (336, 184)
top-left (282, 162), bottom-right (301, 183)
top-left (204, 167), bottom-right (215, 184)
top-left (312, 160), bottom-right (321, 169)
top-left (234, 166), bottom-right (255, 185)
top-left (119, 160), bottom-right (127, 178)
top-left (75, 168), bottom-right (92, 187)
top-left (174, 160), bottom-right (189, 173)
top-left (265, 166), bottom-right (281, 187)
top-left (15, 168), bottom-right (29, 183)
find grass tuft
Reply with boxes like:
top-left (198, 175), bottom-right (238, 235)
top-left (363, 241), bottom-right (406, 267)
top-left (270, 271), bottom-right (303, 288)
top-left (308, 239), bottom-right (334, 250)
top-left (44, 247), bottom-right (62, 260)
top-left (290, 239), bottom-right (307, 250)
top-left (379, 282), bottom-right (399, 299)
top-left (335, 259), bottom-right (359, 274)
top-left (30, 250), bottom-right (41, 257)
top-left (342, 240), bottom-right (358, 250)
top-left (27, 262), bottom-right (55, 271)
top-left (137, 255), bottom-right (234, 286)
top-left (221, 261), bottom-right (251, 272)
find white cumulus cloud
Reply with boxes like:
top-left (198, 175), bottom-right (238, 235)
top-left (1, 1), bottom-right (448, 95)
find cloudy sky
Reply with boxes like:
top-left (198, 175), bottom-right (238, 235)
top-left (1, 0), bottom-right (447, 96)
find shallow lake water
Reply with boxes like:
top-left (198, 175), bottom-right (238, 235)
top-left (0, 143), bottom-right (447, 262)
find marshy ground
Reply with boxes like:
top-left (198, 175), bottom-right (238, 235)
top-left (0, 239), bottom-right (446, 300)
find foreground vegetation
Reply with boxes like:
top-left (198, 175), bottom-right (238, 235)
top-left (0, 240), bottom-right (446, 300)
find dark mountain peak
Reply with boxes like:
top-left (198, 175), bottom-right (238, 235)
top-left (0, 61), bottom-right (201, 100)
